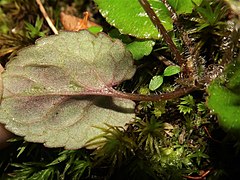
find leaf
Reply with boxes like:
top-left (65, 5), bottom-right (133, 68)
top-left (168, 0), bottom-right (203, 14)
top-left (0, 30), bottom-right (136, 149)
top-left (207, 58), bottom-right (240, 132)
top-left (0, 64), bottom-right (3, 102)
top-left (87, 26), bottom-right (103, 34)
top-left (149, 75), bottom-right (163, 91)
top-left (60, 12), bottom-right (100, 31)
top-left (126, 40), bottom-right (155, 60)
top-left (94, 0), bottom-right (173, 39)
top-left (163, 65), bottom-right (180, 76)
top-left (207, 82), bottom-right (240, 131)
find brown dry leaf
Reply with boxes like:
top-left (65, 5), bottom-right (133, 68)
top-left (60, 12), bottom-right (100, 31)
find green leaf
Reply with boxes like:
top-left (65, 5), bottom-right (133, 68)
top-left (87, 26), bottom-right (103, 34)
top-left (168, 0), bottom-right (203, 14)
top-left (149, 75), bottom-right (163, 91)
top-left (163, 65), bottom-right (180, 76)
top-left (207, 82), bottom-right (240, 131)
top-left (94, 0), bottom-right (173, 39)
top-left (207, 58), bottom-right (240, 131)
top-left (126, 40), bottom-right (155, 60)
top-left (0, 30), bottom-right (136, 149)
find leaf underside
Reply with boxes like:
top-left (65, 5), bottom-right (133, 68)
top-left (0, 30), bottom-right (136, 149)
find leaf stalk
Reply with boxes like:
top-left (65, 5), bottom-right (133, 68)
top-left (108, 86), bottom-right (198, 101)
top-left (138, 0), bottom-right (184, 66)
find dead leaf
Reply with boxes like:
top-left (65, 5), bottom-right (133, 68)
top-left (60, 11), bottom-right (100, 31)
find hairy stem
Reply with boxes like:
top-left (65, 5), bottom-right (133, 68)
top-left (109, 86), bottom-right (198, 101)
top-left (138, 0), bottom-right (184, 66)
top-left (161, 0), bottom-right (199, 79)
top-left (161, 0), bottom-right (192, 48)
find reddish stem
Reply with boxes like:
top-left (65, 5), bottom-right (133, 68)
top-left (138, 0), bottom-right (184, 66)
top-left (108, 86), bottom-right (197, 101)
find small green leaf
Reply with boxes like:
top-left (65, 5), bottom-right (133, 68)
top-left (87, 26), bottom-right (103, 34)
top-left (149, 75), bottom-right (163, 91)
top-left (168, 0), bottom-right (203, 14)
top-left (126, 40), bottom-right (155, 60)
top-left (94, 0), bottom-right (173, 39)
top-left (163, 65), bottom-right (180, 76)
top-left (0, 30), bottom-right (136, 149)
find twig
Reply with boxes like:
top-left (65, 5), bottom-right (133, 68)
top-left (36, 0), bottom-right (58, 34)
top-left (0, 64), bottom-right (3, 73)
top-left (138, 0), bottom-right (184, 66)
top-left (183, 168), bottom-right (212, 179)
top-left (153, 53), bottom-right (177, 66)
top-left (203, 126), bottom-right (222, 144)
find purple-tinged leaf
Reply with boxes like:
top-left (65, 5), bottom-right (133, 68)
top-left (0, 30), bottom-right (136, 149)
